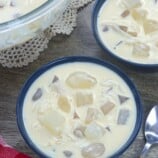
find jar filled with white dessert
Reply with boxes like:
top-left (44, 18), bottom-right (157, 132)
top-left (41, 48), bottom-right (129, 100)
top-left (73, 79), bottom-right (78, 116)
top-left (0, 0), bottom-right (69, 49)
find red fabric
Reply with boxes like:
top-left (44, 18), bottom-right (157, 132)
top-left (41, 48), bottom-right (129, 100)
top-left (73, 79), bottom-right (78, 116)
top-left (0, 145), bottom-right (31, 158)
top-left (0, 137), bottom-right (31, 158)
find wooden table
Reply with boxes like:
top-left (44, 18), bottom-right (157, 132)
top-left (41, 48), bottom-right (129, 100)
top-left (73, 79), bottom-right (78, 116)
top-left (0, 2), bottom-right (158, 158)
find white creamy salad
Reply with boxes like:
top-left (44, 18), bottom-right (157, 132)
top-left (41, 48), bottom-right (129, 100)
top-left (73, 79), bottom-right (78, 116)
top-left (98, 0), bottom-right (158, 64)
top-left (23, 62), bottom-right (137, 158)
top-left (0, 0), bottom-right (47, 23)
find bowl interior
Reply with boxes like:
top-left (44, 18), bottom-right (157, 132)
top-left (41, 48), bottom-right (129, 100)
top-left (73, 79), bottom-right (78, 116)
top-left (92, 0), bottom-right (158, 69)
top-left (16, 56), bottom-right (143, 157)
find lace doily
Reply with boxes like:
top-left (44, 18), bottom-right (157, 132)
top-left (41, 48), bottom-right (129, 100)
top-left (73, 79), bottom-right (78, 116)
top-left (0, 0), bottom-right (93, 68)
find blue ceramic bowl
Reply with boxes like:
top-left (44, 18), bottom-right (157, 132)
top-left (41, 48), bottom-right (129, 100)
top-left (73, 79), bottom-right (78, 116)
top-left (16, 56), bottom-right (143, 158)
top-left (92, 0), bottom-right (158, 70)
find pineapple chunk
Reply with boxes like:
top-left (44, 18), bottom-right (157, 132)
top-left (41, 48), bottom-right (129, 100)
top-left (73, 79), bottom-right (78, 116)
top-left (100, 101), bottom-right (115, 115)
top-left (75, 92), bottom-right (93, 107)
top-left (66, 71), bottom-right (97, 89)
top-left (132, 43), bottom-right (150, 58)
top-left (131, 8), bottom-right (147, 23)
top-left (85, 108), bottom-right (98, 124)
top-left (143, 19), bottom-right (158, 34)
top-left (58, 95), bottom-right (71, 113)
top-left (131, 8), bottom-right (158, 34)
top-left (38, 109), bottom-right (65, 136)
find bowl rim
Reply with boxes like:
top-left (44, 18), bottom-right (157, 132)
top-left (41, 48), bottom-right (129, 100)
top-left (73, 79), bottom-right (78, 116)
top-left (92, 0), bottom-right (158, 68)
top-left (16, 56), bottom-right (143, 158)
top-left (0, 0), bottom-right (66, 32)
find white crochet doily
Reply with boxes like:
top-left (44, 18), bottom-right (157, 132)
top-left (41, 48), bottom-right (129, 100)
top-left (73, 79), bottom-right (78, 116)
top-left (0, 0), bottom-right (93, 68)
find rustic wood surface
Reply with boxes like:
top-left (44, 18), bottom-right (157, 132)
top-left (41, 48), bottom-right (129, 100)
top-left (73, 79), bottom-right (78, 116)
top-left (0, 2), bottom-right (158, 158)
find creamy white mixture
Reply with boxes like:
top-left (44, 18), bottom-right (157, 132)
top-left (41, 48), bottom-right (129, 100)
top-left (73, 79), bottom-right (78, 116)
top-left (98, 0), bottom-right (158, 64)
top-left (0, 0), bottom-right (47, 23)
top-left (23, 62), bottom-right (136, 158)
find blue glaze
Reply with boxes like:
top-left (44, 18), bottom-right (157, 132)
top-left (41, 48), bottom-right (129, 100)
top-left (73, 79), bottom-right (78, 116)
top-left (16, 56), bottom-right (143, 158)
top-left (92, 0), bottom-right (158, 71)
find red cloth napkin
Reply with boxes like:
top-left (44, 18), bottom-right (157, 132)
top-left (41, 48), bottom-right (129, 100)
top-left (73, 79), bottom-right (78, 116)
top-left (0, 136), bottom-right (31, 158)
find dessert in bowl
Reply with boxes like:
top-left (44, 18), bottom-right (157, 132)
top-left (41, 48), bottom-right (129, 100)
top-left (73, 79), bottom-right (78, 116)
top-left (0, 0), bottom-right (69, 49)
top-left (16, 56), bottom-right (142, 158)
top-left (0, 0), bottom-right (47, 23)
top-left (93, 0), bottom-right (158, 68)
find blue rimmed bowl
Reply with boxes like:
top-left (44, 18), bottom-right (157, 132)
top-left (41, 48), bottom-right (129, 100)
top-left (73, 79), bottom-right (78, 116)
top-left (16, 56), bottom-right (143, 157)
top-left (92, 0), bottom-right (158, 71)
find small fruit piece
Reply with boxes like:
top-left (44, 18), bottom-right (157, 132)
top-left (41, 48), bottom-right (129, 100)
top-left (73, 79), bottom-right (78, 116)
top-left (63, 150), bottom-right (73, 157)
top-left (117, 109), bottom-right (130, 125)
top-left (100, 101), bottom-right (115, 115)
top-left (10, 0), bottom-right (16, 7)
top-left (143, 19), bottom-right (158, 34)
top-left (85, 108), bottom-right (98, 124)
top-left (127, 31), bottom-right (137, 37)
top-left (119, 26), bottom-right (137, 37)
top-left (38, 109), bottom-right (65, 135)
top-left (58, 95), bottom-right (71, 113)
top-left (32, 88), bottom-right (43, 101)
top-left (102, 25), bottom-right (109, 32)
top-left (121, 10), bottom-right (130, 18)
top-left (118, 95), bottom-right (129, 105)
top-left (105, 126), bottom-right (111, 132)
top-left (131, 8), bottom-right (147, 23)
top-left (66, 71), bottom-right (97, 89)
top-left (85, 122), bottom-right (105, 140)
top-left (73, 126), bottom-right (86, 138)
top-left (119, 25), bottom-right (128, 32)
top-left (73, 112), bottom-right (80, 119)
top-left (81, 143), bottom-right (105, 158)
top-left (132, 43), bottom-right (150, 58)
top-left (50, 79), bottom-right (63, 94)
top-left (76, 92), bottom-right (93, 107)
top-left (52, 75), bottom-right (59, 83)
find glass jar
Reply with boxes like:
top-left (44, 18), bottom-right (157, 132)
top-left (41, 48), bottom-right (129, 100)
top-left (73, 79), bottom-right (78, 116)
top-left (0, 0), bottom-right (69, 49)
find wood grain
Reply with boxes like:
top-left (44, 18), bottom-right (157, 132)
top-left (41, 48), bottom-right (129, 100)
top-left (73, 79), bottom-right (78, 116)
top-left (0, 2), bottom-right (158, 158)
